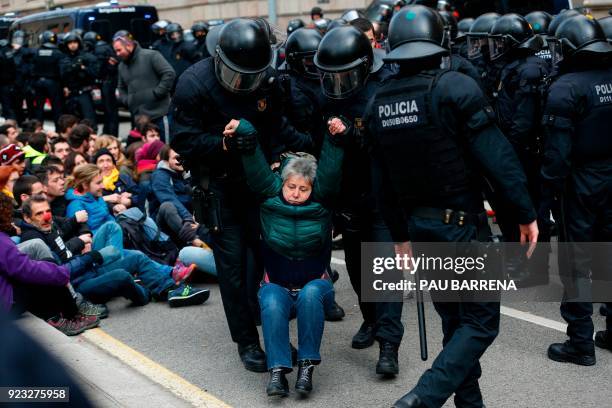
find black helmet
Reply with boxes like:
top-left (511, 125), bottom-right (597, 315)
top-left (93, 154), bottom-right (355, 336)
top-left (385, 5), bottom-right (448, 62)
top-left (166, 23), bottom-right (183, 43)
top-left (328, 19), bottom-right (348, 32)
top-left (83, 31), bottom-right (101, 49)
top-left (10, 30), bottom-right (25, 47)
top-left (439, 10), bottom-right (458, 40)
top-left (467, 12), bottom-right (500, 59)
top-left (457, 17), bottom-right (474, 37)
top-left (285, 28), bottom-right (322, 79)
top-left (341, 9), bottom-right (365, 23)
top-left (488, 14), bottom-right (543, 61)
top-left (191, 21), bottom-right (209, 41)
top-left (548, 9), bottom-right (581, 36)
top-left (215, 19), bottom-right (273, 94)
top-left (598, 16), bottom-right (612, 41)
top-left (151, 20), bottom-right (169, 36)
top-left (205, 24), bottom-right (224, 58)
top-left (40, 30), bottom-right (57, 46)
top-left (287, 18), bottom-right (305, 35)
top-left (525, 11), bottom-right (552, 35)
top-left (314, 26), bottom-right (372, 99)
top-left (551, 15), bottom-right (612, 63)
top-left (63, 30), bottom-right (83, 49)
top-left (314, 18), bottom-right (330, 35)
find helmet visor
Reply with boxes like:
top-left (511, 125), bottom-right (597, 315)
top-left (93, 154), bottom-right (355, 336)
top-left (319, 66), bottom-right (367, 99)
top-left (488, 35), bottom-right (508, 60)
top-left (215, 55), bottom-right (267, 94)
top-left (467, 35), bottom-right (488, 59)
top-left (547, 37), bottom-right (564, 67)
top-left (302, 55), bottom-right (319, 79)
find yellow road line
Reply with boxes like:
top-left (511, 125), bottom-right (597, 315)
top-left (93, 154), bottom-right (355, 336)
top-left (82, 328), bottom-right (232, 408)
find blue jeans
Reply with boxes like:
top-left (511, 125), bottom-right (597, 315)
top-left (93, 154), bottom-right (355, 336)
top-left (93, 221), bottom-right (124, 251)
top-left (258, 279), bottom-right (334, 370)
top-left (178, 246), bottom-right (217, 277)
top-left (74, 269), bottom-right (150, 306)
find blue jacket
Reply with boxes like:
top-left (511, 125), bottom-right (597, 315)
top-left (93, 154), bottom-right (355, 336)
top-left (149, 161), bottom-right (193, 221)
top-left (65, 188), bottom-right (115, 233)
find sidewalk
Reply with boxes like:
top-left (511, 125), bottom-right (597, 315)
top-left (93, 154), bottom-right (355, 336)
top-left (15, 314), bottom-right (196, 408)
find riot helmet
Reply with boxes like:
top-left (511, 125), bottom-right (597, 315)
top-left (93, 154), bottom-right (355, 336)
top-left (10, 30), bottom-right (26, 47)
top-left (314, 26), bottom-right (372, 99)
top-left (467, 12), bottom-right (500, 60)
top-left (548, 9), bottom-right (581, 36)
top-left (550, 15), bottom-right (612, 65)
top-left (285, 28), bottom-right (322, 79)
top-left (63, 30), bottom-right (83, 51)
top-left (341, 9), bottom-right (366, 23)
top-left (598, 16), bottom-right (612, 42)
top-left (40, 30), bottom-right (57, 47)
top-left (83, 31), bottom-right (101, 50)
top-left (151, 20), bottom-right (169, 37)
top-left (384, 5), bottom-right (448, 62)
top-left (205, 24), bottom-right (224, 58)
top-left (287, 19), bottom-right (305, 35)
top-left (166, 23), bottom-right (183, 43)
top-left (457, 17), bottom-right (474, 37)
top-left (328, 19), bottom-right (348, 32)
top-left (314, 18), bottom-right (330, 36)
top-left (488, 14), bottom-right (543, 61)
top-left (525, 11), bottom-right (552, 35)
top-left (439, 10), bottom-right (458, 41)
top-left (215, 19), bottom-right (273, 94)
top-left (191, 21), bottom-right (209, 41)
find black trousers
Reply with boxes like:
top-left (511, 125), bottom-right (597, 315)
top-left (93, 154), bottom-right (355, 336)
top-left (342, 207), bottom-right (404, 344)
top-left (11, 282), bottom-right (78, 321)
top-left (100, 78), bottom-right (119, 137)
top-left (32, 78), bottom-right (64, 126)
top-left (408, 216), bottom-right (499, 408)
top-left (208, 180), bottom-right (262, 347)
top-left (67, 91), bottom-right (97, 129)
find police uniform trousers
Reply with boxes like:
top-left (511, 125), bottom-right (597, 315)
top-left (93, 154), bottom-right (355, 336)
top-left (100, 77), bottom-right (119, 137)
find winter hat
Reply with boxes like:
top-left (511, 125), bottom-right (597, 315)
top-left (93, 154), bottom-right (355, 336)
top-left (0, 144), bottom-right (25, 165)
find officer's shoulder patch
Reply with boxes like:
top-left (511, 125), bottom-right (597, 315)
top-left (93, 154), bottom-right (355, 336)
top-left (591, 81), bottom-right (612, 107)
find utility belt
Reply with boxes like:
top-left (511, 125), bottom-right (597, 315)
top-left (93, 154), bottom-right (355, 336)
top-left (410, 207), bottom-right (488, 228)
top-left (191, 185), bottom-right (222, 235)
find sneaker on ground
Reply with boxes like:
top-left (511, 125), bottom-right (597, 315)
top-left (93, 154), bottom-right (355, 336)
top-left (168, 284), bottom-right (210, 307)
top-left (46, 314), bottom-right (99, 336)
top-left (171, 262), bottom-right (196, 284)
top-left (78, 299), bottom-right (109, 319)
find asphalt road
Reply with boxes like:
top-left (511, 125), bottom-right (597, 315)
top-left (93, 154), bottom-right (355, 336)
top-left (98, 248), bottom-right (611, 408)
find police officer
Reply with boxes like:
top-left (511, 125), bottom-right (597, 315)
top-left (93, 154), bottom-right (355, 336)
top-left (170, 19), bottom-right (313, 373)
top-left (191, 21), bottom-right (210, 61)
top-left (525, 11), bottom-right (554, 65)
top-left (466, 12), bottom-right (501, 100)
top-left (598, 15), bottom-right (612, 40)
top-left (454, 17), bottom-right (474, 59)
top-left (84, 31), bottom-right (120, 136)
top-left (541, 15), bottom-right (612, 366)
top-left (366, 7), bottom-right (537, 407)
top-left (286, 18), bottom-right (305, 35)
top-left (150, 19), bottom-right (170, 53)
top-left (314, 26), bottom-right (404, 376)
top-left (488, 14), bottom-right (551, 286)
top-left (0, 30), bottom-right (33, 124)
top-left (439, 10), bottom-right (482, 87)
top-left (59, 31), bottom-right (100, 129)
top-left (161, 23), bottom-right (198, 84)
top-left (30, 31), bottom-right (64, 126)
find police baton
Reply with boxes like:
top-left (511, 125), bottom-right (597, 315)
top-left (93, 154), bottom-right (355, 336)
top-left (415, 268), bottom-right (428, 361)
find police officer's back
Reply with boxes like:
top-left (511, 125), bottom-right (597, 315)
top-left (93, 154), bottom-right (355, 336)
top-left (542, 15), bottom-right (612, 366)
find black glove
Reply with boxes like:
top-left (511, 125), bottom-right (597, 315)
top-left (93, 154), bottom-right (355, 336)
top-left (224, 132), bottom-right (257, 153)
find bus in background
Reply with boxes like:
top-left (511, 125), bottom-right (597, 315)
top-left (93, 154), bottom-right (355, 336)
top-left (0, 14), bottom-right (17, 40)
top-left (10, 3), bottom-right (158, 48)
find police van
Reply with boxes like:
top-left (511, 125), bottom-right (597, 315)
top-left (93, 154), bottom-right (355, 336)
top-left (10, 2), bottom-right (158, 48)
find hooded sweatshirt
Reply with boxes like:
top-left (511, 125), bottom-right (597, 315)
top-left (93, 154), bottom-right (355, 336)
top-left (65, 188), bottom-right (114, 233)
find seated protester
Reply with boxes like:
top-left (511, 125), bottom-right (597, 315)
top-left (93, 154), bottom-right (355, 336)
top-left (0, 192), bottom-right (101, 336)
top-left (0, 144), bottom-right (26, 175)
top-left (0, 123), bottom-right (19, 145)
top-left (0, 165), bottom-right (19, 200)
top-left (135, 139), bottom-right (164, 201)
top-left (64, 151), bottom-right (89, 177)
top-left (68, 124), bottom-right (93, 158)
top-left (65, 164), bottom-right (208, 307)
top-left (21, 119), bottom-right (44, 134)
top-left (39, 165), bottom-right (69, 217)
top-left (124, 141), bottom-right (142, 178)
top-left (56, 114), bottom-right (80, 140)
top-left (151, 146), bottom-right (216, 277)
top-left (13, 175), bottom-right (46, 211)
top-left (49, 137), bottom-right (71, 162)
top-left (20, 195), bottom-right (148, 308)
top-left (126, 114), bottom-right (151, 147)
top-left (41, 155), bottom-right (65, 174)
top-left (22, 132), bottom-right (49, 174)
top-left (15, 132), bottom-right (30, 148)
top-left (95, 135), bottom-right (131, 177)
top-left (228, 118), bottom-right (344, 397)
top-left (142, 122), bottom-right (161, 144)
top-left (93, 149), bottom-right (141, 212)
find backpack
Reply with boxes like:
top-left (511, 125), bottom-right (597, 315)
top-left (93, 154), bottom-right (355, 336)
top-left (116, 211), bottom-right (178, 265)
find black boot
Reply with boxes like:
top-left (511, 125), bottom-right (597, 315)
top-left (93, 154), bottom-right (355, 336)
top-left (325, 301), bottom-right (345, 321)
top-left (295, 360), bottom-right (315, 395)
top-left (352, 321), bottom-right (375, 349)
top-left (595, 331), bottom-right (612, 351)
top-left (266, 368), bottom-right (289, 397)
top-left (238, 343), bottom-right (267, 373)
top-left (392, 392), bottom-right (426, 408)
top-left (547, 341), bottom-right (596, 366)
top-left (376, 341), bottom-right (399, 376)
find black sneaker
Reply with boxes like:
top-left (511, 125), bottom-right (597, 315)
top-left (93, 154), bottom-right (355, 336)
top-left (325, 301), bottom-right (345, 321)
top-left (167, 285), bottom-right (210, 308)
top-left (238, 343), bottom-right (267, 373)
top-left (295, 360), bottom-right (315, 395)
top-left (595, 331), bottom-right (612, 351)
top-left (547, 341), bottom-right (596, 366)
top-left (78, 299), bottom-right (109, 319)
top-left (376, 341), bottom-right (399, 376)
top-left (352, 321), bottom-right (375, 349)
top-left (266, 368), bottom-right (289, 397)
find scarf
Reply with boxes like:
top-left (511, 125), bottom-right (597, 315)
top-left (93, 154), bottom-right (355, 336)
top-left (102, 168), bottom-right (120, 191)
top-left (1, 187), bottom-right (13, 199)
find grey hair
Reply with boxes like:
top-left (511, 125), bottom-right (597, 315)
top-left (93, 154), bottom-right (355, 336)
top-left (281, 153), bottom-right (317, 184)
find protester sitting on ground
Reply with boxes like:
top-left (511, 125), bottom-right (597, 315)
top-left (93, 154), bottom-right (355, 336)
top-left (38, 165), bottom-right (69, 217)
top-left (150, 146), bottom-right (217, 277)
top-left (227, 118), bottom-right (344, 397)
top-left (68, 124), bottom-right (93, 158)
top-left (13, 175), bottom-right (46, 210)
top-left (22, 132), bottom-right (49, 173)
top-left (20, 194), bottom-right (148, 308)
top-left (0, 144), bottom-right (26, 175)
top-left (95, 135), bottom-right (131, 176)
top-left (126, 114), bottom-right (151, 146)
top-left (135, 139), bottom-right (164, 177)
top-left (142, 123), bottom-right (162, 144)
top-left (0, 165), bottom-right (19, 200)
top-left (56, 114), bottom-right (80, 140)
top-left (21, 119), bottom-right (44, 134)
top-left (124, 141), bottom-right (143, 176)
top-left (50, 137), bottom-right (71, 162)
top-left (64, 151), bottom-right (89, 177)
top-left (0, 124), bottom-right (19, 145)
top-left (40, 156), bottom-right (65, 174)
top-left (93, 149), bottom-right (141, 212)
top-left (0, 192), bottom-right (101, 336)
